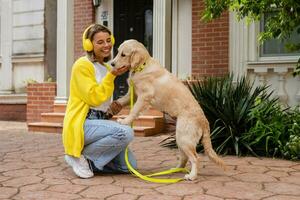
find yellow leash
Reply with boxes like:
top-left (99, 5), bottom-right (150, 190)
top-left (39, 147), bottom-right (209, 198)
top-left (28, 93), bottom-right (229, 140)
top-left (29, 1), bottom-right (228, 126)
top-left (124, 79), bottom-right (188, 183)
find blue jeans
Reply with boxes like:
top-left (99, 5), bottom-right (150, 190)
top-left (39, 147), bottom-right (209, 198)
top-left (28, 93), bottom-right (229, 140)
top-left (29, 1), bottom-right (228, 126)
top-left (82, 119), bottom-right (137, 173)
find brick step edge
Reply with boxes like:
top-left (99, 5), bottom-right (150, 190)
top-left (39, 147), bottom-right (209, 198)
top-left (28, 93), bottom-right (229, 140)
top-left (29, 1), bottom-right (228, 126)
top-left (27, 122), bottom-right (159, 137)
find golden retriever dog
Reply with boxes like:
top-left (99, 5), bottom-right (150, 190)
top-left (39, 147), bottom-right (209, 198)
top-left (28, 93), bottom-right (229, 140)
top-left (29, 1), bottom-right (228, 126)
top-left (111, 39), bottom-right (226, 180)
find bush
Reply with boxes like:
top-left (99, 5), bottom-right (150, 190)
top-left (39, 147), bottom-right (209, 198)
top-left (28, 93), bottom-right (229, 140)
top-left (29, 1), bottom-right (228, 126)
top-left (242, 103), bottom-right (300, 160)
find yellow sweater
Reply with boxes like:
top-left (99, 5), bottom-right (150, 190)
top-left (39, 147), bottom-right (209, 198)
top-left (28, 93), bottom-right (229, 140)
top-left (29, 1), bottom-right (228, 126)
top-left (62, 56), bottom-right (115, 157)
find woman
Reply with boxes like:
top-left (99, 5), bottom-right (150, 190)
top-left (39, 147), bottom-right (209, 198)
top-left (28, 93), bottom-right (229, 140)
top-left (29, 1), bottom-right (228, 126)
top-left (63, 24), bottom-right (137, 178)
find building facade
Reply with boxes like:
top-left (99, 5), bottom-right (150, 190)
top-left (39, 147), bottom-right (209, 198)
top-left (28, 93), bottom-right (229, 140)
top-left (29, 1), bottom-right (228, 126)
top-left (0, 0), bottom-right (299, 121)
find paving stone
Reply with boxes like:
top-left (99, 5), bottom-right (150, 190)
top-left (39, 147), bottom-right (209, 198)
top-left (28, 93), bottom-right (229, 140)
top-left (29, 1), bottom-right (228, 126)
top-left (0, 162), bottom-right (25, 172)
top-left (204, 175), bottom-right (234, 182)
top-left (268, 166), bottom-right (298, 172)
top-left (42, 178), bottom-right (71, 185)
top-left (2, 176), bottom-right (42, 187)
top-left (155, 183), bottom-right (204, 196)
top-left (139, 194), bottom-right (182, 200)
top-left (197, 180), bottom-right (223, 190)
top-left (0, 121), bottom-right (299, 200)
top-left (106, 193), bottom-right (138, 200)
top-left (80, 185), bottom-right (123, 199)
top-left (206, 181), bottom-right (273, 200)
top-left (113, 175), bottom-right (162, 188)
top-left (222, 156), bottom-right (251, 165)
top-left (250, 158), bottom-right (296, 167)
top-left (3, 168), bottom-right (42, 177)
top-left (279, 175), bottom-right (300, 185)
top-left (47, 183), bottom-right (87, 194)
top-left (184, 194), bottom-right (223, 200)
top-left (71, 175), bottom-right (114, 185)
top-left (200, 165), bottom-right (238, 176)
top-left (25, 161), bottom-right (59, 169)
top-left (19, 183), bottom-right (49, 192)
top-left (124, 187), bottom-right (160, 195)
top-left (291, 164), bottom-right (300, 170)
top-left (14, 190), bottom-right (80, 200)
top-left (0, 187), bottom-right (18, 199)
top-left (236, 164), bottom-right (268, 173)
top-left (264, 182), bottom-right (300, 195)
top-left (232, 172), bottom-right (277, 183)
top-left (40, 169), bottom-right (71, 179)
top-left (265, 170), bottom-right (289, 178)
top-left (0, 175), bottom-right (11, 182)
top-left (263, 195), bottom-right (300, 200)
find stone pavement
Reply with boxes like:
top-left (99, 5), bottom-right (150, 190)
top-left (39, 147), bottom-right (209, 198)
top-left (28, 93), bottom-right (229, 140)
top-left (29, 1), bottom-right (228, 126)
top-left (0, 121), bottom-right (299, 200)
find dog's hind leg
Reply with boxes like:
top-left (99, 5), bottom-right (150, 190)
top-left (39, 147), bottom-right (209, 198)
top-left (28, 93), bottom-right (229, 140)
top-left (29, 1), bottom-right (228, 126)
top-left (176, 119), bottom-right (200, 181)
top-left (182, 145), bottom-right (198, 181)
top-left (176, 148), bottom-right (188, 168)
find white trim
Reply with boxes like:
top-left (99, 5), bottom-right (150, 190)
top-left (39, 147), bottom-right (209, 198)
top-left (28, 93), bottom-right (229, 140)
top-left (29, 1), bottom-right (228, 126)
top-left (153, 0), bottom-right (172, 69)
top-left (171, 0), bottom-right (192, 79)
top-left (0, 94), bottom-right (27, 104)
top-left (171, 0), bottom-right (178, 76)
top-left (0, 0), bottom-right (13, 93)
top-left (55, 0), bottom-right (74, 104)
top-left (12, 54), bottom-right (44, 63)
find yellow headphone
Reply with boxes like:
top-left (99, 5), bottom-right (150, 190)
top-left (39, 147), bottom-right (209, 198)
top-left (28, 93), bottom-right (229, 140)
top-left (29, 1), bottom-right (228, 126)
top-left (82, 24), bottom-right (115, 51)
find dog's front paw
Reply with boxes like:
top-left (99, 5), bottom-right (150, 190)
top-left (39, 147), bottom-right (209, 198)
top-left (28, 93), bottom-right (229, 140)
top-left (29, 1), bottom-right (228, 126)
top-left (184, 174), bottom-right (197, 181)
top-left (117, 117), bottom-right (131, 125)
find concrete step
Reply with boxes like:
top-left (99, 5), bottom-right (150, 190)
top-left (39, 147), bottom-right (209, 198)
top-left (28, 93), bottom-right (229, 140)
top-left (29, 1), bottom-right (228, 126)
top-left (41, 112), bottom-right (65, 123)
top-left (118, 107), bottom-right (163, 117)
top-left (53, 104), bottom-right (66, 113)
top-left (28, 122), bottom-right (63, 134)
top-left (28, 122), bottom-right (160, 137)
top-left (112, 115), bottom-right (164, 128)
top-left (40, 111), bottom-right (165, 129)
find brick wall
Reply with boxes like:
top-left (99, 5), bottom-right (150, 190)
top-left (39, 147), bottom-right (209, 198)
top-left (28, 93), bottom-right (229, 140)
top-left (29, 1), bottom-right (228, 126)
top-left (74, 0), bottom-right (95, 60)
top-left (192, 0), bottom-right (229, 77)
top-left (26, 83), bottom-right (56, 123)
top-left (0, 104), bottom-right (26, 122)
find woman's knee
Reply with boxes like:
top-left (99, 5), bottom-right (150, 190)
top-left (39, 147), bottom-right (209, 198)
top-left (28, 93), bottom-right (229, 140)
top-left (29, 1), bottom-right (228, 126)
top-left (114, 125), bottom-right (134, 145)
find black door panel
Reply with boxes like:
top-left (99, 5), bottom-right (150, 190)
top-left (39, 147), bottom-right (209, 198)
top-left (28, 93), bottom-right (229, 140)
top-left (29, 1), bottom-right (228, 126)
top-left (113, 0), bottom-right (153, 99)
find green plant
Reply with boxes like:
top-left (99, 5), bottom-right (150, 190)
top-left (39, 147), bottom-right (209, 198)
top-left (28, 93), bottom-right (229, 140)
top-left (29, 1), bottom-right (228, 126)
top-left (241, 99), bottom-right (287, 157)
top-left (242, 102), bottom-right (300, 159)
top-left (280, 135), bottom-right (300, 160)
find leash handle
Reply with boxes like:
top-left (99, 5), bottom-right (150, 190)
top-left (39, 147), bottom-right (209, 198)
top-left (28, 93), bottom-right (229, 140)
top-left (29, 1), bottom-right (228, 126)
top-left (125, 147), bottom-right (186, 183)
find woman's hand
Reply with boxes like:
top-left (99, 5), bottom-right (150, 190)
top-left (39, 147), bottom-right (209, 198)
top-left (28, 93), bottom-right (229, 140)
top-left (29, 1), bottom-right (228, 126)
top-left (107, 101), bottom-right (123, 116)
top-left (111, 66), bottom-right (130, 76)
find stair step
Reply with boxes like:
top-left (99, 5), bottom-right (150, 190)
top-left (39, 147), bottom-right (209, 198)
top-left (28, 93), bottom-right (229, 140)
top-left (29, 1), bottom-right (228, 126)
top-left (28, 122), bottom-right (160, 137)
top-left (53, 104), bottom-right (66, 113)
top-left (41, 112), bottom-right (65, 123)
top-left (133, 126), bottom-right (157, 137)
top-left (112, 115), bottom-right (164, 128)
top-left (28, 122), bottom-right (63, 133)
top-left (118, 107), bottom-right (163, 117)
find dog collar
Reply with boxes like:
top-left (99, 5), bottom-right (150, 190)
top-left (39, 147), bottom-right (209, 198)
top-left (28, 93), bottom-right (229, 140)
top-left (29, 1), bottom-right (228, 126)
top-left (133, 63), bottom-right (146, 73)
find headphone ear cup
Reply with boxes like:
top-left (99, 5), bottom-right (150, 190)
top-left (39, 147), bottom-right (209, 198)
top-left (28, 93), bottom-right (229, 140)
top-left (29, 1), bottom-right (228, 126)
top-left (83, 38), bottom-right (93, 51)
top-left (111, 35), bottom-right (115, 46)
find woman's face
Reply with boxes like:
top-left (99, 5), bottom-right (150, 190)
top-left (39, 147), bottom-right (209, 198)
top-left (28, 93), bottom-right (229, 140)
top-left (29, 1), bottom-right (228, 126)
top-left (92, 31), bottom-right (112, 63)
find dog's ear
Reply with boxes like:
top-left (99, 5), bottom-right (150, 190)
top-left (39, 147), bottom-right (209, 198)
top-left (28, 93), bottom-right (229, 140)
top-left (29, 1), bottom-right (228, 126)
top-left (130, 49), bottom-right (144, 68)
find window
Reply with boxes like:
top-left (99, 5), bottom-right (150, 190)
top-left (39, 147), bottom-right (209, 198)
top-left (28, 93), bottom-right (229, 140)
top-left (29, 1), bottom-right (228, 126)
top-left (260, 13), bottom-right (300, 57)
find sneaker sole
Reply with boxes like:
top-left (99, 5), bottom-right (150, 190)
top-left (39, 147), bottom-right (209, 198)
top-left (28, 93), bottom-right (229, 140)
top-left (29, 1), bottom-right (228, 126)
top-left (65, 156), bottom-right (94, 179)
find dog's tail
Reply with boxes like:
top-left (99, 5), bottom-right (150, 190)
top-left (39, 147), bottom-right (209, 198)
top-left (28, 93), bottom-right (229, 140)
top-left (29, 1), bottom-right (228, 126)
top-left (201, 126), bottom-right (227, 170)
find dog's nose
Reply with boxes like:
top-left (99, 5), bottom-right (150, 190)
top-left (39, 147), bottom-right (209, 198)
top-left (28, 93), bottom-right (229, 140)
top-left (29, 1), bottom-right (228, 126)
top-left (111, 62), bottom-right (115, 67)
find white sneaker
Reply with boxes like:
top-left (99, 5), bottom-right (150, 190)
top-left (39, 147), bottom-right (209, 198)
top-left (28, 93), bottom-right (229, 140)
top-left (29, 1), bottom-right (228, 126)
top-left (65, 155), bottom-right (94, 178)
